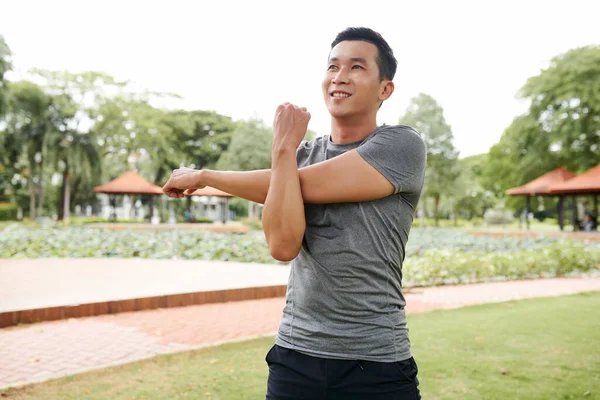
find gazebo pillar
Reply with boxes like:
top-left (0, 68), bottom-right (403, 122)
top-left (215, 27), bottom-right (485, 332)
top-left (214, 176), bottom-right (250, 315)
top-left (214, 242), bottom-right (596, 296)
top-left (571, 195), bottom-right (577, 231)
top-left (225, 197), bottom-right (230, 223)
top-left (525, 196), bottom-right (532, 230)
top-left (148, 195), bottom-right (154, 222)
top-left (557, 196), bottom-right (564, 231)
top-left (109, 194), bottom-right (117, 222)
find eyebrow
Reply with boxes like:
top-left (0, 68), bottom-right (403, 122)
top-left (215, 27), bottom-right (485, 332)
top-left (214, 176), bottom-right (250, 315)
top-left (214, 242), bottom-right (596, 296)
top-left (328, 57), bottom-right (368, 64)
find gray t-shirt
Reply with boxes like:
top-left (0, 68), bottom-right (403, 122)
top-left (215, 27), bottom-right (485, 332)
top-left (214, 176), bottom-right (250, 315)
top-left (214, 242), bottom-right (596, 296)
top-left (275, 124), bottom-right (427, 363)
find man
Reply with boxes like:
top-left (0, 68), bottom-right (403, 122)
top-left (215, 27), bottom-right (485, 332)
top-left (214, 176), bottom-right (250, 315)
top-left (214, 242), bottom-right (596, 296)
top-left (163, 27), bottom-right (426, 399)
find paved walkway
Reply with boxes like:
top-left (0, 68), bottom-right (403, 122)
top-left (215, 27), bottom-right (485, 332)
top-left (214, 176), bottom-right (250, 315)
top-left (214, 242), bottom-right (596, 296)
top-left (1, 277), bottom-right (599, 390)
top-left (0, 258), bottom-right (289, 312)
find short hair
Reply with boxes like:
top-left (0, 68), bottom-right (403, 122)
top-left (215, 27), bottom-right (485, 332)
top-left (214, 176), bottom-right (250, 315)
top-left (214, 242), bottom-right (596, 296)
top-left (331, 27), bottom-right (397, 82)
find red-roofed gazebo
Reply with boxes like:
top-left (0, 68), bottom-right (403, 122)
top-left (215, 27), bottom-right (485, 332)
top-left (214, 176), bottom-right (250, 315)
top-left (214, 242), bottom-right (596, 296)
top-left (550, 164), bottom-right (599, 231)
top-left (189, 186), bottom-right (234, 224)
top-left (94, 170), bottom-right (163, 221)
top-left (549, 164), bottom-right (600, 195)
top-left (505, 167), bottom-right (576, 196)
top-left (505, 167), bottom-right (577, 230)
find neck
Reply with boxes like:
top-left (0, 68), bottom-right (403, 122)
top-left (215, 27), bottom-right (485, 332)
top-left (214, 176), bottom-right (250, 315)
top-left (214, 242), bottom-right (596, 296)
top-left (330, 114), bottom-right (378, 144)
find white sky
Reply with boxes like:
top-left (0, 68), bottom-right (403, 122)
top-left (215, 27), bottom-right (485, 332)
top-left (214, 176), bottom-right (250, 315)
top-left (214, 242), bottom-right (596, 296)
top-left (1, 0), bottom-right (599, 157)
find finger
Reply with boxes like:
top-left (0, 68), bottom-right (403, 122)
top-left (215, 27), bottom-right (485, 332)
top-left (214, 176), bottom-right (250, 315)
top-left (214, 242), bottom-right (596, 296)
top-left (183, 189), bottom-right (195, 196)
top-left (300, 107), bottom-right (307, 112)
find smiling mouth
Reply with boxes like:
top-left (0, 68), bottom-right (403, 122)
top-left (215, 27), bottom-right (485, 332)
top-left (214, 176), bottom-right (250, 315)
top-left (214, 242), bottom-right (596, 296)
top-left (331, 92), bottom-right (351, 98)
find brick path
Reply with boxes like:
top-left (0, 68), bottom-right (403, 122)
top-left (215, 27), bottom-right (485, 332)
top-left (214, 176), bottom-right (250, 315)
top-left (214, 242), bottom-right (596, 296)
top-left (1, 277), bottom-right (599, 390)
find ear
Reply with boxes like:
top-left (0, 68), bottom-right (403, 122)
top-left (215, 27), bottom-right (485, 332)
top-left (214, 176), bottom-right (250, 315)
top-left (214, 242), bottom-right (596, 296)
top-left (379, 81), bottom-right (394, 102)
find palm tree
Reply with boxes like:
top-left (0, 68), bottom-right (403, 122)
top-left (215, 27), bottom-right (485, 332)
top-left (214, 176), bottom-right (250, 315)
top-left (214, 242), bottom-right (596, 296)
top-left (46, 93), bottom-right (101, 221)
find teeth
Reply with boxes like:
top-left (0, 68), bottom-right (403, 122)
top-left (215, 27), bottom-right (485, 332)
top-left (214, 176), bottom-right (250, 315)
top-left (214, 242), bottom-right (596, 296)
top-left (332, 92), bottom-right (350, 98)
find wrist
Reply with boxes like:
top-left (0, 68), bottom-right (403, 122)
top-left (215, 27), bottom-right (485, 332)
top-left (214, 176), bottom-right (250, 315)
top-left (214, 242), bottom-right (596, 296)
top-left (272, 145), bottom-right (297, 158)
top-left (196, 169), bottom-right (209, 188)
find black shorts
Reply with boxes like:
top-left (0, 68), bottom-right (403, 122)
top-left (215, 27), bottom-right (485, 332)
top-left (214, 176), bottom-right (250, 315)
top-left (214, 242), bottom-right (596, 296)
top-left (265, 344), bottom-right (421, 400)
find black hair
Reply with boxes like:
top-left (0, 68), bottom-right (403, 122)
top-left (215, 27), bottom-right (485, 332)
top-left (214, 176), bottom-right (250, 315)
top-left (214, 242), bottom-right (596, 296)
top-left (331, 27), bottom-right (397, 82)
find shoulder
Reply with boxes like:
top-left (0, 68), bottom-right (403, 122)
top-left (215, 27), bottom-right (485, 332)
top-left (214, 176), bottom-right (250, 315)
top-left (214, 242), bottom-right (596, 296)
top-left (379, 124), bottom-right (423, 140)
top-left (364, 124), bottom-right (426, 150)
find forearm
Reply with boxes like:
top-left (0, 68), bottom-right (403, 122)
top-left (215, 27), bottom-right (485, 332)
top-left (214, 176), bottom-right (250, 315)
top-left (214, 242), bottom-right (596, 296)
top-left (201, 169), bottom-right (271, 204)
top-left (262, 149), bottom-right (306, 261)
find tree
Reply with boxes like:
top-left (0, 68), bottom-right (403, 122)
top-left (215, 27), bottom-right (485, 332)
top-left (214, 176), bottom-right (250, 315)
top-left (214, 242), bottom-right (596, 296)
top-left (454, 154), bottom-right (495, 220)
top-left (45, 92), bottom-right (101, 221)
top-left (519, 45), bottom-right (600, 173)
top-left (163, 110), bottom-right (235, 177)
top-left (2, 81), bottom-right (51, 219)
top-left (399, 93), bottom-right (459, 224)
top-left (0, 36), bottom-right (11, 118)
top-left (483, 46), bottom-right (600, 213)
top-left (216, 119), bottom-right (273, 171)
top-left (30, 70), bottom-right (128, 219)
top-left (304, 129), bottom-right (317, 142)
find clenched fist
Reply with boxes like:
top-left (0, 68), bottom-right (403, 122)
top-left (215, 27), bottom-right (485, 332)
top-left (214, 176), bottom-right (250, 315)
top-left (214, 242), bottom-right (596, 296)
top-left (273, 103), bottom-right (311, 153)
top-left (162, 167), bottom-right (206, 198)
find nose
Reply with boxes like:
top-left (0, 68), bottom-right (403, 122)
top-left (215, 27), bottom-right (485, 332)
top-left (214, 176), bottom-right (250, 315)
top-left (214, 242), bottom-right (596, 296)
top-left (332, 66), bottom-right (349, 85)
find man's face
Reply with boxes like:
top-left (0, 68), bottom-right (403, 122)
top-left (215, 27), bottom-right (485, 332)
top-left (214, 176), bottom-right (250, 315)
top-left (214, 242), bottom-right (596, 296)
top-left (322, 40), bottom-right (389, 119)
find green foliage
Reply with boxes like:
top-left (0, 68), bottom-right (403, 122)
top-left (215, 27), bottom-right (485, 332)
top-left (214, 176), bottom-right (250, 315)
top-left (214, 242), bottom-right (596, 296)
top-left (481, 46), bottom-right (600, 210)
top-left (194, 217), bottom-right (214, 224)
top-left (216, 119), bottom-right (273, 171)
top-left (240, 217), bottom-right (263, 230)
top-left (404, 241), bottom-right (599, 287)
top-left (0, 67), bottom-right (238, 221)
top-left (1, 227), bottom-right (597, 288)
top-left (412, 217), bottom-right (483, 228)
top-left (399, 93), bottom-right (459, 223)
top-left (0, 226), bottom-right (278, 263)
top-left (483, 209), bottom-right (515, 225)
top-left (2, 80), bottom-right (52, 219)
top-left (0, 35), bottom-right (11, 118)
top-left (520, 45), bottom-right (600, 172)
top-left (229, 197), bottom-right (249, 218)
top-left (66, 217), bottom-right (143, 225)
top-left (0, 202), bottom-right (17, 220)
top-left (163, 109), bottom-right (235, 174)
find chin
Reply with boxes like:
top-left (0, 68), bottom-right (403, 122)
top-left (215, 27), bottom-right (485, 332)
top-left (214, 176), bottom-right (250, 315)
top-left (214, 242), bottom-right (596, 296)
top-left (326, 103), bottom-right (353, 118)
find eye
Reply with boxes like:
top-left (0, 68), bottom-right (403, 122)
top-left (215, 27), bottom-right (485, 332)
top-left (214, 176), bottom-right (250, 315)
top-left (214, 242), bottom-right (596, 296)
top-left (327, 65), bottom-right (338, 71)
top-left (352, 65), bottom-right (364, 69)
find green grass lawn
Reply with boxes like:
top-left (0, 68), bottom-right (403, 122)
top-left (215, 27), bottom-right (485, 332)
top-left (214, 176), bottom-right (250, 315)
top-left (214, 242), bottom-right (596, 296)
top-left (2, 292), bottom-right (599, 400)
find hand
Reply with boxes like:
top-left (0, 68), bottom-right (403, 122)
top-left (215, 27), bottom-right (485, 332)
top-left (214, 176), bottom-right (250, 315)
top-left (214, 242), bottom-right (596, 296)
top-left (273, 102), bottom-right (311, 153)
top-left (162, 167), bottom-right (206, 198)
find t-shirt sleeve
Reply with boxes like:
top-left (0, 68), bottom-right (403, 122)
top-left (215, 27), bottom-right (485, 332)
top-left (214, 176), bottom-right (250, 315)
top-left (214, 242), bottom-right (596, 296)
top-left (356, 125), bottom-right (427, 194)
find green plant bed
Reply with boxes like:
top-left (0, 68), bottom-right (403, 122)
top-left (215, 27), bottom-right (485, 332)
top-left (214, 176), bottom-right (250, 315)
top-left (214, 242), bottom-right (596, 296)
top-left (1, 227), bottom-right (597, 286)
top-left (0, 226), bottom-right (277, 263)
top-left (67, 217), bottom-right (146, 224)
top-left (403, 241), bottom-right (600, 287)
top-left (3, 292), bottom-right (598, 399)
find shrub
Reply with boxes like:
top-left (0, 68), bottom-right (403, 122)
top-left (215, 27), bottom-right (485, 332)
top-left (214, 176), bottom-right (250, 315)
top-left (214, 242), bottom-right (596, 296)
top-left (483, 209), bottom-right (514, 225)
top-left (403, 241), bottom-right (599, 287)
top-left (0, 203), bottom-right (18, 221)
top-left (194, 217), bottom-right (214, 224)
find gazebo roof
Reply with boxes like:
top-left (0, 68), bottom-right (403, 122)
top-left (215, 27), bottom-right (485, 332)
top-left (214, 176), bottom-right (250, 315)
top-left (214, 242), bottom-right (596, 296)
top-left (189, 186), bottom-right (234, 197)
top-left (94, 170), bottom-right (163, 195)
top-left (549, 164), bottom-right (600, 194)
top-left (505, 166), bottom-right (576, 196)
